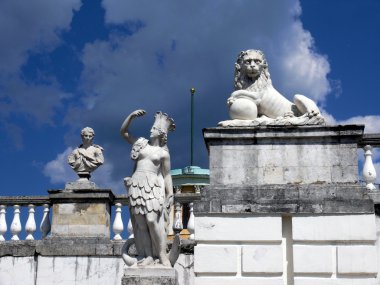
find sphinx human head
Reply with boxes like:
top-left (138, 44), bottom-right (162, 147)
top-left (150, 112), bottom-right (175, 147)
top-left (234, 49), bottom-right (271, 90)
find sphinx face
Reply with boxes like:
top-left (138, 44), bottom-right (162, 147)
top-left (242, 52), bottom-right (264, 79)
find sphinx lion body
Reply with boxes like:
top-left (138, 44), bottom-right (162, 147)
top-left (227, 50), bottom-right (321, 121)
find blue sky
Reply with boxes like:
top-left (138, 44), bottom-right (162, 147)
top-left (1, 0), bottom-right (380, 196)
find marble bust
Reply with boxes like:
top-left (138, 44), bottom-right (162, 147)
top-left (219, 49), bottom-right (325, 126)
top-left (67, 127), bottom-right (104, 179)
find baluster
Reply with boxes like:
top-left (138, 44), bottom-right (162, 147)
top-left (10, 205), bottom-right (21, 240)
top-left (127, 218), bottom-right (134, 239)
top-left (188, 202), bottom-right (195, 240)
top-left (25, 204), bottom-right (36, 240)
top-left (363, 145), bottom-right (377, 191)
top-left (113, 203), bottom-right (124, 240)
top-left (40, 204), bottom-right (51, 239)
top-left (0, 205), bottom-right (7, 241)
top-left (173, 202), bottom-right (183, 234)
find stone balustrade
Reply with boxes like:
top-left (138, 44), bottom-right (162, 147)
top-left (173, 191), bottom-right (201, 240)
top-left (359, 133), bottom-right (380, 190)
top-left (0, 195), bottom-right (129, 241)
top-left (0, 196), bottom-right (51, 241)
top-left (0, 192), bottom-right (200, 242)
top-left (111, 193), bottom-right (199, 241)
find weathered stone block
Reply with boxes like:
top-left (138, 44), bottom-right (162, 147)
top-left (195, 184), bottom-right (373, 215)
top-left (241, 245), bottom-right (283, 273)
top-left (331, 165), bottom-right (358, 183)
top-left (49, 189), bottom-right (114, 238)
top-left (36, 237), bottom-right (114, 256)
top-left (51, 203), bottom-right (110, 238)
top-left (195, 216), bottom-right (282, 242)
top-left (337, 245), bottom-right (378, 274)
top-left (204, 125), bottom-right (363, 186)
top-left (0, 240), bottom-right (36, 257)
top-left (293, 245), bottom-right (332, 273)
top-left (292, 214), bottom-right (376, 241)
top-left (294, 278), bottom-right (378, 285)
top-left (122, 267), bottom-right (177, 285)
top-left (194, 245), bottom-right (238, 274)
top-left (195, 277), bottom-right (283, 285)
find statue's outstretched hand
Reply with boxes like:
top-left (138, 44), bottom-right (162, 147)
top-left (131, 109), bottom-right (146, 118)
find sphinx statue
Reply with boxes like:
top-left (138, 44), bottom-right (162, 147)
top-left (120, 110), bottom-right (179, 267)
top-left (218, 49), bottom-right (325, 126)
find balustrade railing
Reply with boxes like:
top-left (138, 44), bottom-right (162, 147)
top-left (0, 196), bottom-right (51, 241)
top-left (0, 193), bottom-right (199, 242)
top-left (359, 133), bottom-right (380, 191)
top-left (172, 191), bottom-right (201, 241)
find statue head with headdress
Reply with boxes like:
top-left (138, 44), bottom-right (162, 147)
top-left (150, 112), bottom-right (175, 147)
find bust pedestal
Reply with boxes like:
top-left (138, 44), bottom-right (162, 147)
top-left (49, 188), bottom-right (115, 238)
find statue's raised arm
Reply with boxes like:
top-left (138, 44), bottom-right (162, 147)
top-left (120, 109), bottom-right (146, 145)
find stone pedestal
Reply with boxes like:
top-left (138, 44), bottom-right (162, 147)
top-left (204, 125), bottom-right (363, 186)
top-left (122, 267), bottom-right (177, 285)
top-left (49, 189), bottom-right (114, 238)
top-left (194, 125), bottom-right (377, 285)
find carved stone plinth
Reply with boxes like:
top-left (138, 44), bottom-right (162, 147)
top-left (65, 179), bottom-right (98, 190)
top-left (48, 189), bottom-right (114, 238)
top-left (204, 125), bottom-right (364, 186)
top-left (122, 267), bottom-right (177, 285)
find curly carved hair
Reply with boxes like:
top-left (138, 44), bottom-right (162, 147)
top-left (234, 49), bottom-right (272, 91)
top-left (81, 127), bottom-right (95, 137)
top-left (157, 128), bottom-right (168, 147)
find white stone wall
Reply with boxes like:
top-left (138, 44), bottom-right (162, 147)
top-left (0, 256), bottom-right (36, 285)
top-left (0, 253), bottom-right (194, 285)
top-left (194, 215), bottom-right (284, 285)
top-left (293, 216), bottom-right (378, 284)
top-left (36, 256), bottom-right (125, 285)
top-left (374, 214), bottom-right (380, 285)
top-left (194, 214), bottom-right (378, 285)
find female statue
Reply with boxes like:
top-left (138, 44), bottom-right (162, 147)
top-left (120, 109), bottom-right (175, 267)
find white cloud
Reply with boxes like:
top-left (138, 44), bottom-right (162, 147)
top-left (0, 0), bottom-right (81, 76)
top-left (43, 147), bottom-right (76, 185)
top-left (0, 78), bottom-right (71, 125)
top-left (278, 21), bottom-right (331, 102)
top-left (0, 0), bottom-right (81, 147)
top-left (337, 115), bottom-right (380, 133)
top-left (92, 160), bottom-right (124, 194)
